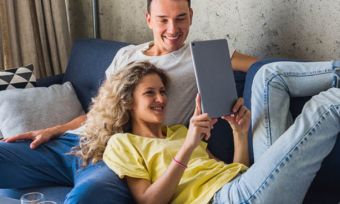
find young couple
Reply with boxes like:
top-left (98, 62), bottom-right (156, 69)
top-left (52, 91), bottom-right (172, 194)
top-left (85, 60), bottom-right (340, 204)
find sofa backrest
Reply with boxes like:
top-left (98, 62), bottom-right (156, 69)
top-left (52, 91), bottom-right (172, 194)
top-left (63, 39), bottom-right (129, 112)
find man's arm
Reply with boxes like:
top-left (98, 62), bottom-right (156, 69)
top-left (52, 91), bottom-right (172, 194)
top-left (231, 51), bottom-right (259, 72)
top-left (3, 114), bottom-right (87, 149)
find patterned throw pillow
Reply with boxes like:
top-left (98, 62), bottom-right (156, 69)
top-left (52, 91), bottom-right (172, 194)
top-left (0, 64), bottom-right (36, 90)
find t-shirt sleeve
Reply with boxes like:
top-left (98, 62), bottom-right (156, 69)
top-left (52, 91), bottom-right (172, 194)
top-left (103, 134), bottom-right (150, 180)
top-left (105, 45), bottom-right (135, 78)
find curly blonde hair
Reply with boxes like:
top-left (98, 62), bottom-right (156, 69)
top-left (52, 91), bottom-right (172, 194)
top-left (72, 61), bottom-right (168, 166)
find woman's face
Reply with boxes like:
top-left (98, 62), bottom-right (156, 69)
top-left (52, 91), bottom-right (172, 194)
top-left (131, 73), bottom-right (167, 125)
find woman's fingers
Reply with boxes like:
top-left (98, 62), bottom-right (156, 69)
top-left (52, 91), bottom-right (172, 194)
top-left (236, 106), bottom-right (249, 123)
top-left (210, 118), bottom-right (218, 128)
top-left (232, 98), bottom-right (244, 113)
top-left (191, 119), bottom-right (213, 141)
top-left (191, 114), bottom-right (217, 129)
top-left (192, 121), bottom-right (212, 129)
top-left (222, 105), bottom-right (250, 127)
top-left (191, 113), bottom-right (209, 121)
top-left (193, 94), bottom-right (202, 116)
top-left (197, 127), bottom-right (211, 141)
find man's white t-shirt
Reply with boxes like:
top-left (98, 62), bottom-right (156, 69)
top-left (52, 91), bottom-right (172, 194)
top-left (68, 41), bottom-right (235, 133)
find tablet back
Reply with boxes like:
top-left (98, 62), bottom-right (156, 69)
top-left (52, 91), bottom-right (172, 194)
top-left (190, 39), bottom-right (238, 118)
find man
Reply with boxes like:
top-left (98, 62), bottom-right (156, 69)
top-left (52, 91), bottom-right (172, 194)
top-left (0, 0), bottom-right (257, 203)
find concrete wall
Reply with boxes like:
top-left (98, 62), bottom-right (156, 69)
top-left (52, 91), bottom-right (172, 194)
top-left (67, 0), bottom-right (340, 60)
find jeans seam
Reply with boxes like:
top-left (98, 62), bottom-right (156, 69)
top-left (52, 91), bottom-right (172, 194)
top-left (263, 69), bottom-right (333, 147)
top-left (242, 105), bottom-right (335, 204)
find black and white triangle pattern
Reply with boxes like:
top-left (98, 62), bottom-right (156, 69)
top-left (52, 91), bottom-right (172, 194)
top-left (0, 64), bottom-right (36, 91)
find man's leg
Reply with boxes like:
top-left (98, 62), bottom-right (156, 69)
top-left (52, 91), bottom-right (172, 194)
top-left (251, 61), bottom-right (337, 161)
top-left (0, 133), bottom-right (78, 188)
top-left (65, 161), bottom-right (135, 204)
top-left (213, 88), bottom-right (340, 204)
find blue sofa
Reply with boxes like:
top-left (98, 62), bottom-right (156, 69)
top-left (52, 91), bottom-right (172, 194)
top-left (0, 39), bottom-right (338, 203)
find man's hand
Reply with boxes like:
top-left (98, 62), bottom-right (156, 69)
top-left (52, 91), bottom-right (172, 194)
top-left (1, 114), bottom-right (87, 149)
top-left (2, 126), bottom-right (62, 149)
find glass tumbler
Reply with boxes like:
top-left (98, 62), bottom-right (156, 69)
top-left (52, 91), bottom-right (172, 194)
top-left (20, 192), bottom-right (44, 204)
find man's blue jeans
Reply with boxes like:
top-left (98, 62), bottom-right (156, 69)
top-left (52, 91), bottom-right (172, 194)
top-left (0, 133), bottom-right (134, 203)
top-left (213, 61), bottom-right (340, 203)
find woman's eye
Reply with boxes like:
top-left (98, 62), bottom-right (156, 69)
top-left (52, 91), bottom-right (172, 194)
top-left (145, 91), bottom-right (154, 95)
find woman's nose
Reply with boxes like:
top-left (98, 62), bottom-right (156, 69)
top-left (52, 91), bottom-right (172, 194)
top-left (155, 93), bottom-right (166, 103)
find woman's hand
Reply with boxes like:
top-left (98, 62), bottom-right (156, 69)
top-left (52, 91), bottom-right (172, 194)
top-left (185, 94), bottom-right (217, 150)
top-left (222, 98), bottom-right (251, 136)
top-left (222, 98), bottom-right (251, 166)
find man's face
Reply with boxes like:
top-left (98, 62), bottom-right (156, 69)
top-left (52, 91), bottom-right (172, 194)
top-left (146, 0), bottom-right (193, 55)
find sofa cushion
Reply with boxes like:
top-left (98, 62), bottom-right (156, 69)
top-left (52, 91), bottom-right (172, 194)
top-left (0, 64), bottom-right (36, 90)
top-left (63, 39), bottom-right (129, 112)
top-left (0, 82), bottom-right (84, 138)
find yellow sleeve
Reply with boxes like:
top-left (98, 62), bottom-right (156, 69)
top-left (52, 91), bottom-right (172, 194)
top-left (103, 134), bottom-right (150, 180)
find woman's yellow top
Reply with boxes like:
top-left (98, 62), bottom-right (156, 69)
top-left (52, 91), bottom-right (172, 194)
top-left (103, 125), bottom-right (247, 204)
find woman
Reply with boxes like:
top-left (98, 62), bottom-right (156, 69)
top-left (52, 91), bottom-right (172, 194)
top-left (75, 61), bottom-right (340, 204)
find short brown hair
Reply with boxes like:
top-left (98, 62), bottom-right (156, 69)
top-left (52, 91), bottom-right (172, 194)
top-left (147, 0), bottom-right (191, 13)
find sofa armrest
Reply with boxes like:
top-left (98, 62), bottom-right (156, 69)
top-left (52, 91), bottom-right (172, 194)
top-left (36, 74), bottom-right (64, 87)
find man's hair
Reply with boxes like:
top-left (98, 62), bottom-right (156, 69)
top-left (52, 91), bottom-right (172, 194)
top-left (147, 0), bottom-right (191, 13)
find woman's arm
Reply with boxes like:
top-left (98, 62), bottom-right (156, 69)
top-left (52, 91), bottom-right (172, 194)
top-left (232, 131), bottom-right (249, 166)
top-left (222, 98), bottom-right (251, 167)
top-left (126, 94), bottom-right (213, 204)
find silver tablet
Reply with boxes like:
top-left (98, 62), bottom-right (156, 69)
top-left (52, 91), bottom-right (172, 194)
top-left (190, 39), bottom-right (238, 118)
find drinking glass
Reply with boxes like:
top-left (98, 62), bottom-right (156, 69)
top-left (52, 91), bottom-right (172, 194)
top-left (20, 192), bottom-right (44, 204)
top-left (38, 202), bottom-right (57, 204)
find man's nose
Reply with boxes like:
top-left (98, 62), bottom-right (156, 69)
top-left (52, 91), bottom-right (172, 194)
top-left (167, 20), bottom-right (178, 34)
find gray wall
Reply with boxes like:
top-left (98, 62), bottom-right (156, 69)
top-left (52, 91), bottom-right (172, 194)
top-left (67, 0), bottom-right (340, 60)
